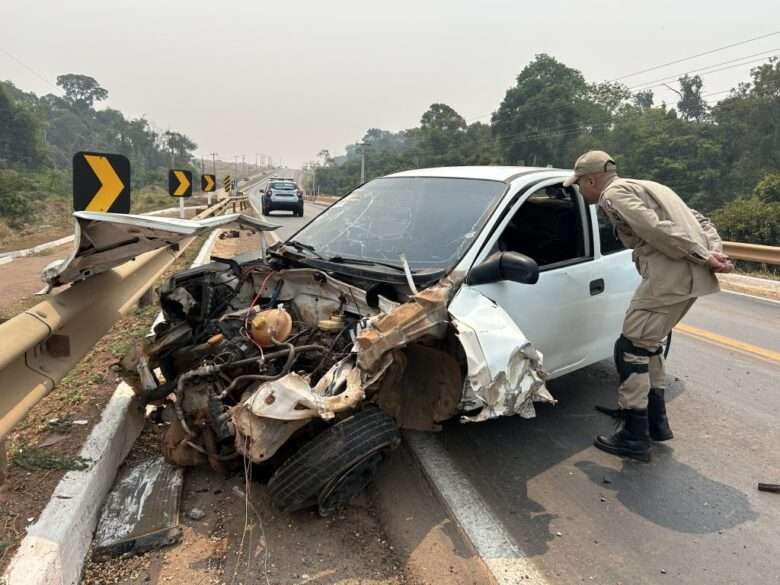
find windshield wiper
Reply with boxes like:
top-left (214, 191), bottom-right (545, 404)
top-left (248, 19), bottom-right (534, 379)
top-left (327, 255), bottom-right (409, 273)
top-left (280, 240), bottom-right (325, 259)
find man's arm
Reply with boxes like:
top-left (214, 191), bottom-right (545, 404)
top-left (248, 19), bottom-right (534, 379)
top-left (604, 185), bottom-right (711, 265)
top-left (691, 209), bottom-right (723, 253)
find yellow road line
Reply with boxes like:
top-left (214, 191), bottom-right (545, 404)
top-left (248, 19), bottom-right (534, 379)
top-left (674, 323), bottom-right (780, 366)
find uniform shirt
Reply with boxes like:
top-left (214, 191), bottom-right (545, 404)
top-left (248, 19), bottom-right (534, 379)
top-left (599, 177), bottom-right (722, 308)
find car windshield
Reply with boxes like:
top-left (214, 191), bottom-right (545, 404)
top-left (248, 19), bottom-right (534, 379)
top-left (291, 177), bottom-right (505, 270)
top-left (271, 182), bottom-right (296, 190)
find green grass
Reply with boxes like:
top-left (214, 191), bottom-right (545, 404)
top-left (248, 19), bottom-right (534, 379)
top-left (11, 444), bottom-right (91, 472)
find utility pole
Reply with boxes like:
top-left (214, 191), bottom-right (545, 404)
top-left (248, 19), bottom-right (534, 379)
top-left (233, 155), bottom-right (238, 195)
top-left (359, 142), bottom-right (367, 184)
top-left (242, 154), bottom-right (246, 179)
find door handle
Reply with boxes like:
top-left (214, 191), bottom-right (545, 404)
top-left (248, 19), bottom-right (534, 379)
top-left (590, 278), bottom-right (605, 296)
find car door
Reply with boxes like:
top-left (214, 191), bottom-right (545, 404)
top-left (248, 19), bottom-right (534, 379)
top-left (586, 205), bottom-right (641, 362)
top-left (466, 180), bottom-right (604, 378)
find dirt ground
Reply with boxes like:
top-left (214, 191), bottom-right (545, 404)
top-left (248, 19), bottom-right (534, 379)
top-left (81, 456), bottom-right (417, 585)
top-left (0, 245), bottom-right (70, 320)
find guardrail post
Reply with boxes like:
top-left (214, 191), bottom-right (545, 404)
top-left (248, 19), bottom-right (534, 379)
top-left (0, 439), bottom-right (7, 484)
top-left (138, 287), bottom-right (156, 308)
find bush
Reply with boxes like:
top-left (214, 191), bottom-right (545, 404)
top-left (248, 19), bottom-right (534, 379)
top-left (712, 196), bottom-right (780, 246)
top-left (0, 169), bottom-right (36, 223)
top-left (754, 173), bottom-right (780, 204)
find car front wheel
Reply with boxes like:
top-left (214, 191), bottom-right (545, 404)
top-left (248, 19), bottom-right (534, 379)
top-left (268, 406), bottom-right (400, 516)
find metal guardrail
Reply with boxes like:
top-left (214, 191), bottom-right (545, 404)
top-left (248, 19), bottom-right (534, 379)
top-left (0, 197), bottom-right (246, 443)
top-left (723, 242), bottom-right (780, 265)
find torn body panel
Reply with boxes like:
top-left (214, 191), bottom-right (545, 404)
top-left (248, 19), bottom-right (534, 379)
top-left (448, 285), bottom-right (555, 422)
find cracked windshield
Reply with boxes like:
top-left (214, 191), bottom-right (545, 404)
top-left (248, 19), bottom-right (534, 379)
top-left (292, 177), bottom-right (504, 269)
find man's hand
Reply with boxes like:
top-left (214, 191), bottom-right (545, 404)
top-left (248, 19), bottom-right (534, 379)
top-left (707, 252), bottom-right (735, 273)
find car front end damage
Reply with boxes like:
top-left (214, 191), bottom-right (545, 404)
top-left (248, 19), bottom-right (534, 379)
top-left (119, 257), bottom-right (553, 513)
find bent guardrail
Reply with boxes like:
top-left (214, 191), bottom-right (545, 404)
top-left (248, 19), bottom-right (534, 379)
top-left (0, 197), bottom-right (247, 444)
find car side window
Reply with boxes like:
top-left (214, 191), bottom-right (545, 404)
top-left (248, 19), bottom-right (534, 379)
top-left (596, 207), bottom-right (625, 255)
top-left (496, 184), bottom-right (590, 268)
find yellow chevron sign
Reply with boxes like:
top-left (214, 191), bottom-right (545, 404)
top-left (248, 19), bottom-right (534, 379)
top-left (168, 169), bottom-right (193, 197)
top-left (73, 151), bottom-right (131, 213)
top-left (201, 174), bottom-right (216, 192)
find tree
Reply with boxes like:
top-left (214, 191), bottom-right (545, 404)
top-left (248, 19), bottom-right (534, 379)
top-left (712, 196), bottom-right (780, 246)
top-left (633, 89), bottom-right (654, 109)
top-left (676, 75), bottom-right (708, 121)
top-left (418, 103), bottom-right (468, 166)
top-left (0, 84), bottom-right (47, 168)
top-left (754, 173), bottom-right (780, 203)
top-left (492, 54), bottom-right (594, 167)
top-left (164, 131), bottom-right (197, 166)
top-left (56, 74), bottom-right (108, 109)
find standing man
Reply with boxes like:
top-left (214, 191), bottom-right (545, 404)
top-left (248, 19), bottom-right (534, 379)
top-left (563, 151), bottom-right (733, 462)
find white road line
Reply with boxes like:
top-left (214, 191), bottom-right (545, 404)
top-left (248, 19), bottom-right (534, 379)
top-left (405, 432), bottom-right (550, 585)
top-left (722, 289), bottom-right (780, 305)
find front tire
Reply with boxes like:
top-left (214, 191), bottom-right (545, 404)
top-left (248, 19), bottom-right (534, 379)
top-left (268, 406), bottom-right (400, 515)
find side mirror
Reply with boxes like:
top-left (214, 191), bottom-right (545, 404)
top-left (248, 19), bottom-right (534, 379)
top-left (466, 252), bottom-right (539, 286)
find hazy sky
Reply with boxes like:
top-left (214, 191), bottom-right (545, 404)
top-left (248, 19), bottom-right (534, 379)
top-left (2, 1), bottom-right (779, 167)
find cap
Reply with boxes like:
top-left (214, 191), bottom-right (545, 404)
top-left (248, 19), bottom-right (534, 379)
top-left (562, 151), bottom-right (616, 187)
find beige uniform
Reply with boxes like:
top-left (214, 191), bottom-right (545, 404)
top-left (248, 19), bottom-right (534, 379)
top-left (599, 177), bottom-right (723, 409)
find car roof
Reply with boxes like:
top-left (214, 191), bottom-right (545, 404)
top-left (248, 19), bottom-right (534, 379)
top-left (385, 165), bottom-right (568, 183)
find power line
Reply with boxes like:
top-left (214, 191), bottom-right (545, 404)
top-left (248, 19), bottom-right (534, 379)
top-left (628, 49), bottom-right (779, 90)
top-left (0, 47), bottom-right (57, 89)
top-left (611, 30), bottom-right (780, 81)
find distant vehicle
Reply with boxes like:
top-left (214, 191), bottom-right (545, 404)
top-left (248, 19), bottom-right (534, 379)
top-left (262, 179), bottom-right (304, 216)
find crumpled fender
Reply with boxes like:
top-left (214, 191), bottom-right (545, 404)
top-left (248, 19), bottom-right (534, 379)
top-left (448, 285), bottom-right (555, 422)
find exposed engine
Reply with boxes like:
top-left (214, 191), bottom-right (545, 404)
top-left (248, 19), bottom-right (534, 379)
top-left (122, 259), bottom-right (367, 472)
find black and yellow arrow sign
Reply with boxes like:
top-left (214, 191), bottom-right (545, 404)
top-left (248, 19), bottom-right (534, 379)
top-left (73, 151), bottom-right (131, 213)
top-left (201, 174), bottom-right (216, 192)
top-left (168, 169), bottom-right (193, 197)
top-left (223, 175), bottom-right (231, 191)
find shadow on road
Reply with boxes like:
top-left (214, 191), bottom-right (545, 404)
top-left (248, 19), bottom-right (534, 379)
top-left (575, 447), bottom-right (758, 533)
top-left (434, 359), bottom-right (758, 558)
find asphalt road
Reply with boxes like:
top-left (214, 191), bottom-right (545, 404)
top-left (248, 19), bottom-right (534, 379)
top-left (246, 190), bottom-right (780, 584)
top-left (246, 171), bottom-right (323, 238)
top-left (433, 290), bottom-right (780, 585)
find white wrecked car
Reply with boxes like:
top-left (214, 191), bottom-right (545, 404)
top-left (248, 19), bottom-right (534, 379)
top-left (119, 167), bottom-right (639, 515)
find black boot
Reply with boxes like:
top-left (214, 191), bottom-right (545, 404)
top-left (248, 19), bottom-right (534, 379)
top-left (594, 409), bottom-right (651, 462)
top-left (648, 388), bottom-right (674, 441)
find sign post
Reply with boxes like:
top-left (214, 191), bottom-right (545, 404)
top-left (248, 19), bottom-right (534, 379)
top-left (201, 174), bottom-right (216, 206)
top-left (168, 169), bottom-right (193, 218)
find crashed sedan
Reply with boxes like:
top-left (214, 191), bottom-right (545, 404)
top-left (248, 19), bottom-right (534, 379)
top-left (117, 166), bottom-right (640, 515)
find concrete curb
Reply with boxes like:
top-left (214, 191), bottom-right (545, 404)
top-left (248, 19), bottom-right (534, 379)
top-left (718, 273), bottom-right (780, 301)
top-left (404, 432), bottom-right (549, 585)
top-left (4, 384), bottom-right (144, 585)
top-left (3, 233), bottom-right (221, 585)
top-left (0, 235), bottom-right (74, 261)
